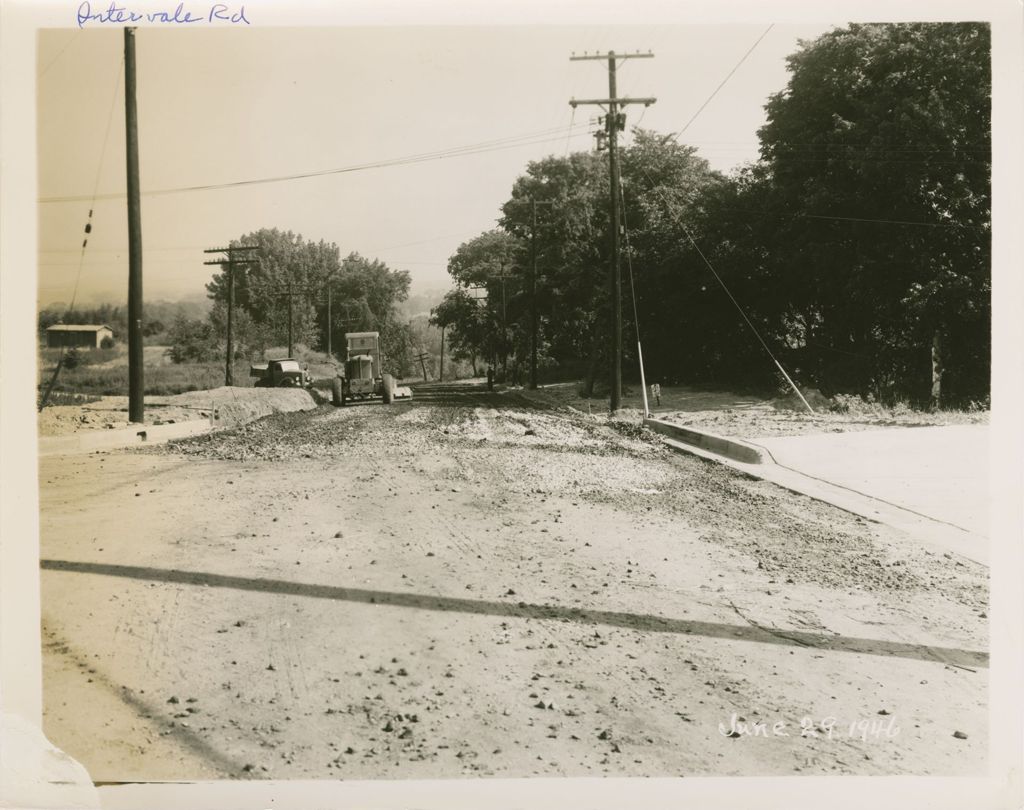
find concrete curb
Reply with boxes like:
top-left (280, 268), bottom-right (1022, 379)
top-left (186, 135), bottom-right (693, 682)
top-left (38, 419), bottom-right (215, 457)
top-left (649, 423), bottom-right (987, 566)
top-left (643, 417), bottom-right (771, 464)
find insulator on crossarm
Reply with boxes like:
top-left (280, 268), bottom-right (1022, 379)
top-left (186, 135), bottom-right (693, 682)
top-left (84, 223), bottom-right (92, 234)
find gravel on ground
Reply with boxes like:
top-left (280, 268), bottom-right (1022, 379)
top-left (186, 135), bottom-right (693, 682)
top-left (514, 382), bottom-right (988, 439)
top-left (39, 382), bottom-right (988, 781)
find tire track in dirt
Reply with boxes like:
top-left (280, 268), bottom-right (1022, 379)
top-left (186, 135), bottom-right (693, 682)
top-left (42, 618), bottom-right (242, 780)
top-left (43, 381), bottom-right (989, 778)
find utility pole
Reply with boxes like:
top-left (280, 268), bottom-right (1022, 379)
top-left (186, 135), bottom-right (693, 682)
top-left (467, 285), bottom-right (492, 375)
top-left (414, 351), bottom-right (430, 381)
top-left (322, 267), bottom-right (344, 360)
top-left (273, 283), bottom-right (311, 357)
top-left (570, 50), bottom-right (655, 412)
top-left (326, 286), bottom-right (332, 359)
top-left (124, 27), bottom-right (144, 423)
top-left (495, 259), bottom-right (512, 381)
top-left (204, 245), bottom-right (258, 385)
top-left (528, 197), bottom-right (555, 390)
top-left (287, 282), bottom-right (294, 356)
top-left (439, 326), bottom-right (445, 382)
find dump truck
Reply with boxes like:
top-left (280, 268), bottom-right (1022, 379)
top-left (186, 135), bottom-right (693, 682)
top-left (250, 358), bottom-right (313, 388)
top-left (331, 331), bottom-right (396, 406)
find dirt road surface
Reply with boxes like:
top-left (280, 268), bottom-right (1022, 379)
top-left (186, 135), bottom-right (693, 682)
top-left (39, 383), bottom-right (988, 782)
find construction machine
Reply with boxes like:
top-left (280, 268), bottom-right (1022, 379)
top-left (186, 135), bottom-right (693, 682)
top-left (331, 331), bottom-right (398, 406)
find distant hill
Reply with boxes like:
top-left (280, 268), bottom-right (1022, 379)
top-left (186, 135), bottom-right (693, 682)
top-left (397, 287), bottom-right (451, 321)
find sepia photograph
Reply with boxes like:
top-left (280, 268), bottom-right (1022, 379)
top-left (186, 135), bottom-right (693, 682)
top-left (3, 1), bottom-right (1022, 806)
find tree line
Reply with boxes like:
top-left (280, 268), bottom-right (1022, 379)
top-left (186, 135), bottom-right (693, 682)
top-left (431, 23), bottom-right (991, 407)
top-left (187, 228), bottom-right (417, 373)
top-left (37, 300), bottom-right (208, 342)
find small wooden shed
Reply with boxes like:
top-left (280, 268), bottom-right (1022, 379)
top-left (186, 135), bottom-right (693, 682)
top-left (45, 324), bottom-right (114, 349)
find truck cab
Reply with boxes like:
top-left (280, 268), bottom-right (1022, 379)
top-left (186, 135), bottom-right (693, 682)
top-left (250, 358), bottom-right (312, 388)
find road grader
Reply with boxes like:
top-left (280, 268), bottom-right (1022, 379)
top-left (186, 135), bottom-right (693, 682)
top-left (331, 331), bottom-right (400, 406)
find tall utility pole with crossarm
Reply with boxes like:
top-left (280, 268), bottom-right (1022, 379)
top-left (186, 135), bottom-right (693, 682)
top-left (570, 50), bottom-right (655, 413)
top-left (124, 28), bottom-right (144, 423)
top-left (204, 245), bottom-right (258, 385)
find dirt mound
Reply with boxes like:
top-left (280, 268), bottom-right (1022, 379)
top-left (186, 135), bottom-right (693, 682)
top-left (160, 386), bottom-right (318, 427)
top-left (37, 387), bottom-right (318, 437)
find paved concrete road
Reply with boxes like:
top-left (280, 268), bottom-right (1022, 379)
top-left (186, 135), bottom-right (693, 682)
top-left (753, 426), bottom-right (989, 537)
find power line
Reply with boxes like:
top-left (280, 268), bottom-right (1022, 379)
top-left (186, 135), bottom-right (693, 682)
top-left (661, 184), bottom-right (987, 230)
top-left (38, 31), bottom-right (82, 78)
top-left (685, 140), bottom-right (990, 154)
top-left (755, 155), bottom-right (990, 166)
top-left (38, 123), bottom-right (593, 204)
top-left (637, 22), bottom-right (811, 412)
top-left (799, 211), bottom-right (984, 228)
top-left (721, 203), bottom-right (985, 230)
top-left (68, 56), bottom-right (124, 313)
top-left (38, 54), bottom-right (125, 414)
top-left (639, 167), bottom-right (814, 414)
top-left (41, 230), bottom-right (483, 256)
top-left (618, 180), bottom-right (651, 417)
top-left (363, 230), bottom-right (486, 255)
top-left (677, 24), bottom-right (774, 137)
top-left (564, 105), bottom-right (577, 158)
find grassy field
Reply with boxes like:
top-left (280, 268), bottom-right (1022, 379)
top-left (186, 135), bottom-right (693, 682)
top-left (40, 360), bottom-right (257, 397)
top-left (38, 343), bottom-right (344, 399)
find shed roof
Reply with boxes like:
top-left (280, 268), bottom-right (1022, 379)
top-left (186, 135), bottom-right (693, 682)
top-left (46, 324), bottom-right (113, 332)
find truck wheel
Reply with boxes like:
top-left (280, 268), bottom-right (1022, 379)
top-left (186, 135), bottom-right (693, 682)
top-left (382, 373), bottom-right (394, 405)
top-left (331, 376), bottom-right (343, 407)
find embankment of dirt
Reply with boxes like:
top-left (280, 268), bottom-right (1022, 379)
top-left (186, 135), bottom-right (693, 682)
top-left (37, 387), bottom-right (319, 437)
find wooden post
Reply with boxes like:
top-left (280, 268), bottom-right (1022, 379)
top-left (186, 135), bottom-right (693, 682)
top-left (125, 27), bottom-right (144, 423)
top-left (931, 330), bottom-right (943, 410)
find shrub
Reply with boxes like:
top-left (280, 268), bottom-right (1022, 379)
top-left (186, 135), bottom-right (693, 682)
top-left (61, 348), bottom-right (82, 370)
top-left (167, 316), bottom-right (218, 364)
top-left (100, 336), bottom-right (115, 349)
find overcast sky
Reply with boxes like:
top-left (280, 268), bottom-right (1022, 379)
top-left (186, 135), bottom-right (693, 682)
top-left (36, 22), bottom-right (837, 307)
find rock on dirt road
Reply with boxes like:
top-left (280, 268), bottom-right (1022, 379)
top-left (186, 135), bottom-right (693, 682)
top-left (39, 383), bottom-right (987, 781)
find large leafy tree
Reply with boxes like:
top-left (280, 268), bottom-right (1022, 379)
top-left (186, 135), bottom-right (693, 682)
top-left (433, 133), bottom-right (722, 390)
top-left (499, 151), bottom-right (608, 386)
top-left (435, 24), bottom-right (989, 404)
top-left (206, 228), bottom-right (332, 353)
top-left (444, 230), bottom-right (524, 378)
top-left (757, 22), bottom-right (991, 403)
top-left (324, 252), bottom-right (412, 367)
top-left (614, 131), bottom-right (726, 384)
top-left (429, 288), bottom-right (490, 374)
top-left (207, 230), bottom-right (411, 368)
